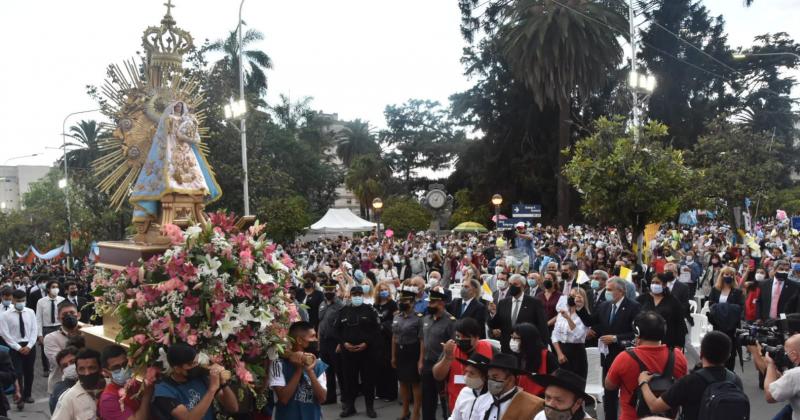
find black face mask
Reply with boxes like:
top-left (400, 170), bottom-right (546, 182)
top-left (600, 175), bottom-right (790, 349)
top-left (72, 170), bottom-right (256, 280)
top-left (78, 371), bottom-right (103, 390)
top-left (663, 272), bottom-right (675, 282)
top-left (398, 301), bottom-right (411, 312)
top-left (543, 280), bottom-right (554, 290)
top-left (68, 291), bottom-right (78, 297)
top-left (567, 296), bottom-right (576, 307)
top-left (323, 292), bottom-right (336, 301)
top-left (62, 314), bottom-right (78, 329)
top-left (187, 365), bottom-right (208, 380)
top-left (304, 282), bottom-right (314, 289)
top-left (426, 305), bottom-right (440, 315)
top-left (456, 338), bottom-right (472, 352)
top-left (560, 272), bottom-right (570, 280)
top-left (305, 340), bottom-right (319, 355)
top-left (508, 285), bottom-right (522, 297)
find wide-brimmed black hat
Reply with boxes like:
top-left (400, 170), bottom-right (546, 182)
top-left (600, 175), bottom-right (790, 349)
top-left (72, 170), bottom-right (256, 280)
top-left (456, 353), bottom-right (491, 370)
top-left (398, 285), bottom-right (419, 299)
top-left (485, 353), bottom-right (524, 374)
top-left (530, 368), bottom-right (592, 402)
top-left (320, 280), bottom-right (337, 291)
top-left (427, 286), bottom-right (447, 302)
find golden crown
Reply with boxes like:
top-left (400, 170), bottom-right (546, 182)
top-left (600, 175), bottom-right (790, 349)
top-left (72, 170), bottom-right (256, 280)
top-left (141, 1), bottom-right (194, 80)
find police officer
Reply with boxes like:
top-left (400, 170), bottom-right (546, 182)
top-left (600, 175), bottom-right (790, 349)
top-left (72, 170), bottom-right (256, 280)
top-left (393, 285), bottom-right (425, 420)
top-left (317, 278), bottom-right (344, 405)
top-left (421, 286), bottom-right (455, 420)
top-left (336, 285), bottom-right (380, 418)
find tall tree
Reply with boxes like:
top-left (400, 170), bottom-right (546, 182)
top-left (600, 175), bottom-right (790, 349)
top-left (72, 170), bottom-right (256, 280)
top-left (499, 0), bottom-right (628, 224)
top-left (335, 119), bottom-right (380, 168)
top-left (345, 155), bottom-right (390, 219)
top-left (202, 27), bottom-right (273, 101)
top-left (62, 120), bottom-right (103, 172)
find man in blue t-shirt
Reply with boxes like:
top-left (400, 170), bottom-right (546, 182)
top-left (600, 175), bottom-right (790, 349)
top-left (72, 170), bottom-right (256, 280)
top-left (153, 343), bottom-right (238, 420)
top-left (270, 321), bottom-right (328, 420)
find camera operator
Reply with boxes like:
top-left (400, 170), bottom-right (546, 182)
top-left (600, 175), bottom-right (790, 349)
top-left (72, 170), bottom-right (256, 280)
top-left (748, 334), bottom-right (800, 418)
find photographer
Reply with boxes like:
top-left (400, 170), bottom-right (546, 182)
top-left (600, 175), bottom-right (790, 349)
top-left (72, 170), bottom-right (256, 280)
top-left (750, 334), bottom-right (800, 418)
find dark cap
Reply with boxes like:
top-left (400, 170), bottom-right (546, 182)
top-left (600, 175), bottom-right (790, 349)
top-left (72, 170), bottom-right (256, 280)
top-left (530, 368), bottom-right (592, 402)
top-left (427, 286), bottom-right (447, 302)
top-left (399, 285), bottom-right (419, 298)
top-left (485, 353), bottom-right (523, 374)
top-left (455, 352), bottom-right (491, 370)
top-left (349, 285), bottom-right (364, 295)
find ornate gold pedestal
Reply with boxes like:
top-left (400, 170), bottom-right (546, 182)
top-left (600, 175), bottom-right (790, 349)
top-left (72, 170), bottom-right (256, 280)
top-left (133, 193), bottom-right (207, 245)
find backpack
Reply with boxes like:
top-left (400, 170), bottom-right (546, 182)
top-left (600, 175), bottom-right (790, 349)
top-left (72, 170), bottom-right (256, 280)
top-left (695, 368), bottom-right (750, 420)
top-left (627, 347), bottom-right (677, 418)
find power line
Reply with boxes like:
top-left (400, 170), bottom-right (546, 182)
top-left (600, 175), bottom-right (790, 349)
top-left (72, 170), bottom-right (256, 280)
top-left (649, 21), bottom-right (740, 75)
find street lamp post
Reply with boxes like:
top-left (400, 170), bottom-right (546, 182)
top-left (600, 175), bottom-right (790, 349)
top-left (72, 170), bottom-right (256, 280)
top-left (238, 0), bottom-right (250, 216)
top-left (3, 153), bottom-right (43, 165)
top-left (61, 108), bottom-right (100, 269)
top-left (372, 197), bottom-right (383, 239)
top-left (491, 194), bottom-right (503, 230)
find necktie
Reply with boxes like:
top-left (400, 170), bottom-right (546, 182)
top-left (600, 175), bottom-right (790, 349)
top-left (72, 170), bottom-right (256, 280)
top-left (609, 304), bottom-right (618, 324)
top-left (50, 299), bottom-right (56, 324)
top-left (512, 299), bottom-right (521, 325)
top-left (18, 311), bottom-right (24, 338)
top-left (482, 388), bottom-right (517, 420)
top-left (461, 301), bottom-right (467, 316)
top-left (771, 281), bottom-right (783, 319)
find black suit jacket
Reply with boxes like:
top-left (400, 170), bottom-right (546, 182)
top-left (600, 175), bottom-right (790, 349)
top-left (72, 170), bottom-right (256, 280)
top-left (450, 298), bottom-right (487, 339)
top-left (580, 297), bottom-right (641, 360)
top-left (296, 289), bottom-right (325, 328)
top-left (669, 281), bottom-right (692, 323)
top-left (758, 279), bottom-right (799, 320)
top-left (488, 295), bottom-right (549, 351)
top-left (0, 350), bottom-right (14, 414)
top-left (26, 288), bottom-right (43, 311)
top-left (64, 295), bottom-right (91, 324)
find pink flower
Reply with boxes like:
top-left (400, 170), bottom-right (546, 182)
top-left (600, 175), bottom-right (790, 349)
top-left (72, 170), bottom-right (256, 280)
top-left (239, 249), bottom-right (254, 270)
top-left (186, 334), bottom-right (198, 346)
top-left (145, 367), bottom-right (160, 385)
top-left (156, 277), bottom-right (187, 293)
top-left (161, 223), bottom-right (184, 245)
top-left (288, 303), bottom-right (300, 322)
top-left (133, 334), bottom-right (148, 345)
top-left (236, 361), bottom-right (254, 383)
top-left (282, 254), bottom-right (295, 269)
top-left (125, 265), bottom-right (140, 285)
top-left (184, 306), bottom-right (195, 317)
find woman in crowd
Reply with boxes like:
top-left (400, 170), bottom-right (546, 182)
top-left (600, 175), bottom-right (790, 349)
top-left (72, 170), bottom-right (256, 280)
top-left (538, 272), bottom-right (562, 334)
top-left (377, 258), bottom-right (399, 284)
top-left (707, 265), bottom-right (744, 370)
top-left (743, 267), bottom-right (765, 323)
top-left (700, 252), bottom-right (724, 298)
top-left (551, 287), bottom-right (589, 379)
top-left (637, 272), bottom-right (688, 349)
top-left (392, 284), bottom-right (424, 420)
top-left (374, 281), bottom-right (398, 402)
top-left (509, 322), bottom-right (558, 397)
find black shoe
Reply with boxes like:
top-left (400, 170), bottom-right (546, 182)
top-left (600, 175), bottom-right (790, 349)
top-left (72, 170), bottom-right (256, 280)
top-left (15, 402), bottom-right (23, 411)
top-left (322, 398), bottom-right (338, 405)
top-left (340, 406), bottom-right (357, 417)
top-left (23, 397), bottom-right (34, 404)
top-left (366, 406), bottom-right (377, 418)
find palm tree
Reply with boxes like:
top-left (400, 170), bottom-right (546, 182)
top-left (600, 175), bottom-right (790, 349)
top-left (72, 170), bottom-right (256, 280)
top-left (204, 27), bottom-right (273, 97)
top-left (500, 0), bottom-right (627, 224)
top-left (64, 120), bottom-right (103, 172)
top-left (345, 155), bottom-right (390, 218)
top-left (335, 120), bottom-right (380, 167)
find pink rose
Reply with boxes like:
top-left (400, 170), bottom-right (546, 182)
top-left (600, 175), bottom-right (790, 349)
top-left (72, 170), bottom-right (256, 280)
top-left (236, 361), bottom-right (254, 383)
top-left (161, 223), bottom-right (184, 245)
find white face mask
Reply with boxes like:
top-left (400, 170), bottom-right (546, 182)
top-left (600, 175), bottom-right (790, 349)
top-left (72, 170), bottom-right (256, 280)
top-left (755, 273), bottom-right (766, 281)
top-left (496, 280), bottom-right (508, 291)
top-left (62, 364), bottom-right (78, 381)
top-left (509, 338), bottom-right (521, 354)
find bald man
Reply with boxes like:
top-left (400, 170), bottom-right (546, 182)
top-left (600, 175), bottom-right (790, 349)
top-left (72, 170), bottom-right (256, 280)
top-left (764, 333), bottom-right (800, 414)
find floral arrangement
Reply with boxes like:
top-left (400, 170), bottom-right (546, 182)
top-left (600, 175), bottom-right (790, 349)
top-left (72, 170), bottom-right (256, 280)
top-left (92, 211), bottom-right (299, 402)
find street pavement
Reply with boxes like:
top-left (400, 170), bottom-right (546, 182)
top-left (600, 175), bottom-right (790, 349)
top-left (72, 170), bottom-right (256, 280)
top-left (5, 349), bottom-right (775, 420)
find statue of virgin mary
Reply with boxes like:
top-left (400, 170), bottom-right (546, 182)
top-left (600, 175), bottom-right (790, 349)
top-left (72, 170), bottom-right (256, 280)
top-left (130, 101), bottom-right (221, 228)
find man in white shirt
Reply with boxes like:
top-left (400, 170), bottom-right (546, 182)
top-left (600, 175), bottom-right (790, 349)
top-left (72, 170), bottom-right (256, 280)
top-left (44, 301), bottom-right (81, 394)
top-left (470, 353), bottom-right (543, 420)
top-left (0, 289), bottom-right (38, 406)
top-left (52, 348), bottom-right (104, 420)
top-left (764, 333), bottom-right (800, 419)
top-left (36, 279), bottom-right (64, 376)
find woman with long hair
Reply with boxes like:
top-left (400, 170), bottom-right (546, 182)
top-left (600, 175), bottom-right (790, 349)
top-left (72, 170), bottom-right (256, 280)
top-left (636, 272), bottom-right (688, 349)
top-left (707, 266), bottom-right (745, 370)
top-left (509, 322), bottom-right (558, 397)
top-left (538, 272), bottom-right (562, 334)
top-left (551, 287), bottom-right (589, 378)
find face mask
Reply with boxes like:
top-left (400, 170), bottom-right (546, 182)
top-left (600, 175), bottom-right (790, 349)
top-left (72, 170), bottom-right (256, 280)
top-left (509, 338), bottom-right (521, 353)
top-left (78, 371), bottom-right (103, 390)
top-left (305, 340), bottom-right (319, 355)
top-left (544, 404), bottom-right (575, 420)
top-left (304, 282), bottom-right (314, 289)
top-left (460, 288), bottom-right (472, 300)
top-left (323, 292), bottom-right (336, 301)
top-left (590, 280), bottom-right (600, 290)
top-left (62, 314), bottom-right (78, 329)
top-left (663, 272), bottom-right (675, 282)
top-left (187, 365), bottom-right (208, 379)
top-left (487, 378), bottom-right (507, 396)
top-left (560, 272), bottom-right (570, 280)
top-left (361, 284), bottom-right (371, 294)
top-left (111, 367), bottom-right (131, 386)
top-left (50, 288), bottom-right (59, 297)
top-left (428, 279), bottom-right (439, 289)
top-left (723, 276), bottom-right (734, 284)
top-left (711, 260), bottom-right (720, 266)
top-left (756, 273), bottom-right (766, 281)
top-left (776, 272), bottom-right (789, 281)
top-left (62, 364), bottom-right (78, 381)
top-left (1, 300), bottom-right (9, 308)
top-left (426, 305), bottom-right (440, 315)
top-left (456, 338), bottom-right (472, 352)
top-left (351, 296), bottom-right (364, 306)
top-left (496, 280), bottom-right (508, 290)
top-left (398, 301), bottom-right (411, 312)
top-left (14, 302), bottom-right (24, 311)
top-left (793, 263), bottom-right (800, 272)
top-left (464, 375), bottom-right (484, 390)
top-left (527, 278), bottom-right (537, 288)
top-left (650, 284), bottom-right (663, 294)
top-left (605, 291), bottom-right (614, 302)
top-left (543, 280), bottom-right (553, 290)
top-left (567, 296), bottom-right (576, 307)
top-left (508, 285), bottom-right (522, 297)
top-left (379, 290), bottom-right (390, 299)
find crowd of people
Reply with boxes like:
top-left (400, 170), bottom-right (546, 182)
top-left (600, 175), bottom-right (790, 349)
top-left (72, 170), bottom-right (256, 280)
top-left (2, 219), bottom-right (800, 419)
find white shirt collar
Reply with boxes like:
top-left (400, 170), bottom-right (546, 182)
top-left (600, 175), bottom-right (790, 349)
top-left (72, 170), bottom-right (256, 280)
top-left (463, 298), bottom-right (473, 306)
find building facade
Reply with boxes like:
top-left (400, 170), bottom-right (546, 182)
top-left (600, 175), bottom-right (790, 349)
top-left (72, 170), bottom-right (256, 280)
top-left (0, 165), bottom-right (51, 212)
top-left (317, 113), bottom-right (363, 215)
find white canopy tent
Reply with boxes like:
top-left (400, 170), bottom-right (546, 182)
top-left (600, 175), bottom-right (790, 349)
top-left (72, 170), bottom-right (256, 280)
top-left (308, 208), bottom-right (376, 233)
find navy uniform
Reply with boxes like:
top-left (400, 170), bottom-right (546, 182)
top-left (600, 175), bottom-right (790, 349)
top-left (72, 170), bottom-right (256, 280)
top-left (317, 279), bottom-right (344, 405)
top-left (336, 285), bottom-right (380, 418)
top-left (393, 286), bottom-right (424, 385)
top-left (420, 287), bottom-right (455, 420)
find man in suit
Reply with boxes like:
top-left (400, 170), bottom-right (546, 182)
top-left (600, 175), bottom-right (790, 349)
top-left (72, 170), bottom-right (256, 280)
top-left (578, 277), bottom-right (641, 420)
top-left (664, 263), bottom-right (692, 325)
top-left (759, 260), bottom-right (799, 321)
top-left (559, 261), bottom-right (595, 311)
top-left (449, 278), bottom-right (487, 339)
top-left (63, 281), bottom-right (89, 324)
top-left (591, 270), bottom-right (609, 308)
top-left (492, 271), bottom-right (511, 304)
top-left (488, 274), bottom-right (550, 352)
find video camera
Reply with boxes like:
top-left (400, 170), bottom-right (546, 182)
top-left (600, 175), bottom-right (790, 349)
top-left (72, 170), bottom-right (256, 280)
top-left (737, 316), bottom-right (800, 371)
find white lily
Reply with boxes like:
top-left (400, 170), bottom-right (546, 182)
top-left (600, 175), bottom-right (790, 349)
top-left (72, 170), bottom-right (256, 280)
top-left (199, 254), bottom-right (222, 277)
top-left (256, 266), bottom-right (275, 285)
top-left (185, 225), bottom-right (203, 240)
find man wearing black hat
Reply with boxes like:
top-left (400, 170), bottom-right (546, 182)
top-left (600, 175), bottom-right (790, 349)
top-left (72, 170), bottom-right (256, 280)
top-left (421, 286), bottom-right (455, 420)
top-left (471, 353), bottom-right (544, 419)
top-left (317, 279), bottom-right (344, 405)
top-left (335, 285), bottom-right (380, 418)
top-left (531, 369), bottom-right (594, 420)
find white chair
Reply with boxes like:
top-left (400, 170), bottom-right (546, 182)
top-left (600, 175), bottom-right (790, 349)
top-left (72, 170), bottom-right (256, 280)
top-left (688, 300), bottom-right (698, 314)
top-left (690, 313), bottom-right (708, 351)
top-left (699, 301), bottom-right (710, 316)
top-left (584, 347), bottom-right (604, 405)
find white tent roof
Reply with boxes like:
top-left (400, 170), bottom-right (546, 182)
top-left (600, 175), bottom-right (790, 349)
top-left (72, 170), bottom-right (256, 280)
top-left (309, 208), bottom-right (376, 233)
